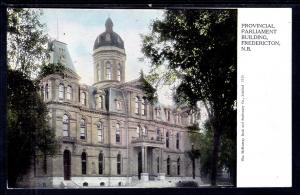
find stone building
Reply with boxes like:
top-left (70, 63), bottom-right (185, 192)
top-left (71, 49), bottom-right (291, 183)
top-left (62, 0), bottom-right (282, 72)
top-left (31, 18), bottom-right (202, 188)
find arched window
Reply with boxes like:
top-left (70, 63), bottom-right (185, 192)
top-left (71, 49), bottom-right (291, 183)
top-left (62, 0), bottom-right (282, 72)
top-left (136, 125), bottom-right (141, 137)
top-left (106, 62), bottom-right (111, 80)
top-left (45, 84), bottom-right (49, 100)
top-left (59, 84), bottom-right (64, 99)
top-left (117, 64), bottom-right (121, 81)
top-left (116, 123), bottom-right (120, 143)
top-left (81, 92), bottom-right (86, 106)
top-left (141, 98), bottom-right (145, 116)
top-left (166, 131), bottom-right (169, 148)
top-left (81, 152), bottom-right (87, 175)
top-left (176, 132), bottom-right (180, 149)
top-left (117, 153), bottom-right (121, 175)
top-left (97, 64), bottom-right (101, 81)
top-left (99, 152), bottom-right (104, 175)
top-left (135, 97), bottom-right (139, 114)
top-left (167, 156), bottom-right (170, 175)
top-left (98, 96), bottom-right (103, 109)
top-left (63, 114), bottom-right (69, 137)
top-left (80, 119), bottom-right (86, 140)
top-left (97, 122), bottom-right (103, 142)
top-left (66, 86), bottom-right (72, 100)
top-left (157, 156), bottom-right (160, 173)
top-left (177, 157), bottom-right (180, 175)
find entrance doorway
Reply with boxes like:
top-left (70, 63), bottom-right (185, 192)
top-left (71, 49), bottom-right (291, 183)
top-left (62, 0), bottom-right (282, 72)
top-left (63, 150), bottom-right (71, 180)
top-left (138, 151), bottom-right (142, 179)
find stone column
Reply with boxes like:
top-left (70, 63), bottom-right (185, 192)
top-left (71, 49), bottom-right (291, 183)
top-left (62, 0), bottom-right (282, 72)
top-left (160, 148), bottom-right (163, 172)
top-left (144, 146), bottom-right (148, 172)
top-left (141, 146), bottom-right (149, 181)
top-left (141, 146), bottom-right (145, 172)
top-left (158, 148), bottom-right (165, 180)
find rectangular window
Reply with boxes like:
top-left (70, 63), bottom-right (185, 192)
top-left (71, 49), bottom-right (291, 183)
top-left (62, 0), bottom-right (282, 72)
top-left (80, 119), bottom-right (86, 140)
top-left (63, 123), bottom-right (69, 137)
top-left (98, 122), bottom-right (103, 142)
top-left (116, 134), bottom-right (120, 143)
top-left (66, 86), bottom-right (72, 100)
top-left (116, 124), bottom-right (121, 143)
top-left (59, 84), bottom-right (64, 99)
top-left (82, 159), bottom-right (86, 174)
top-left (80, 129), bottom-right (85, 139)
top-left (117, 154), bottom-right (121, 175)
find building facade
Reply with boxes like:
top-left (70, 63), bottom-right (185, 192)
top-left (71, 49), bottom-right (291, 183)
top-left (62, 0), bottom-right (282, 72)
top-left (30, 18), bottom-right (202, 188)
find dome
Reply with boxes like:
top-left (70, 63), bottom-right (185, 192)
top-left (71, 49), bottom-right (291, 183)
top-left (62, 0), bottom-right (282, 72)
top-left (93, 18), bottom-right (124, 50)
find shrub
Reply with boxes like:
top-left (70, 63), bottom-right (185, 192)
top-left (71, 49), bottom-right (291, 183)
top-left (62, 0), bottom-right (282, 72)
top-left (176, 181), bottom-right (198, 187)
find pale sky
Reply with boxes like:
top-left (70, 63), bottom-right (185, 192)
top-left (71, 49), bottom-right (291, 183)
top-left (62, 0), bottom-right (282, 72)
top-left (40, 9), bottom-right (174, 105)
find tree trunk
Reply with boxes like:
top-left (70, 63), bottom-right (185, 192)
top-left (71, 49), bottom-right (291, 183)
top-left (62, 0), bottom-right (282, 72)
top-left (211, 129), bottom-right (221, 186)
top-left (231, 161), bottom-right (237, 186)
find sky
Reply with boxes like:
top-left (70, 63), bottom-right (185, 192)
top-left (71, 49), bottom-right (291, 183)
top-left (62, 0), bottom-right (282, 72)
top-left (40, 9), bottom-right (174, 105)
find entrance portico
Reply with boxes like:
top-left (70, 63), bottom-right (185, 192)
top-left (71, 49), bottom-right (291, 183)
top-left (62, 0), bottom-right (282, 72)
top-left (131, 136), bottom-right (165, 181)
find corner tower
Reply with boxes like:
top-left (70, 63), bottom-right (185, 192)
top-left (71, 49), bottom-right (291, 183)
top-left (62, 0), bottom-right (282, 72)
top-left (93, 18), bottom-right (126, 88)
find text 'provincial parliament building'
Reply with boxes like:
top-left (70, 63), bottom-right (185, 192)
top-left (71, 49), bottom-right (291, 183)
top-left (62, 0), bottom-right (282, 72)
top-left (28, 18), bottom-right (203, 188)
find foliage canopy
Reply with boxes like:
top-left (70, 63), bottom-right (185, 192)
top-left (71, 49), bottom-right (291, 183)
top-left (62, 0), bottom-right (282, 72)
top-left (7, 8), bottom-right (49, 78)
top-left (7, 70), bottom-right (57, 187)
top-left (7, 8), bottom-right (58, 187)
top-left (141, 9), bottom-right (237, 185)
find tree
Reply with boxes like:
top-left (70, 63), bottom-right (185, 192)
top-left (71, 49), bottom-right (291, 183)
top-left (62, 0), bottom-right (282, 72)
top-left (7, 70), bottom-right (57, 187)
top-left (141, 9), bottom-right (237, 186)
top-left (7, 8), bottom-right (58, 187)
top-left (7, 8), bottom-right (49, 78)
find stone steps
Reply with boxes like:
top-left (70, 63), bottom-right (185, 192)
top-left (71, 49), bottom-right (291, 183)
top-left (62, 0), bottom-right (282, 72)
top-left (61, 180), bottom-right (81, 188)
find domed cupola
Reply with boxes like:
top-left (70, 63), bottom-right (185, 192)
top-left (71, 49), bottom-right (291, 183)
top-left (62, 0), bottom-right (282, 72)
top-left (93, 17), bottom-right (124, 50)
top-left (92, 17), bottom-right (126, 88)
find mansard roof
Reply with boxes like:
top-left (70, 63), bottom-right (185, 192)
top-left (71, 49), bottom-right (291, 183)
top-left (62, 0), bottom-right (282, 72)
top-left (48, 40), bottom-right (77, 73)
